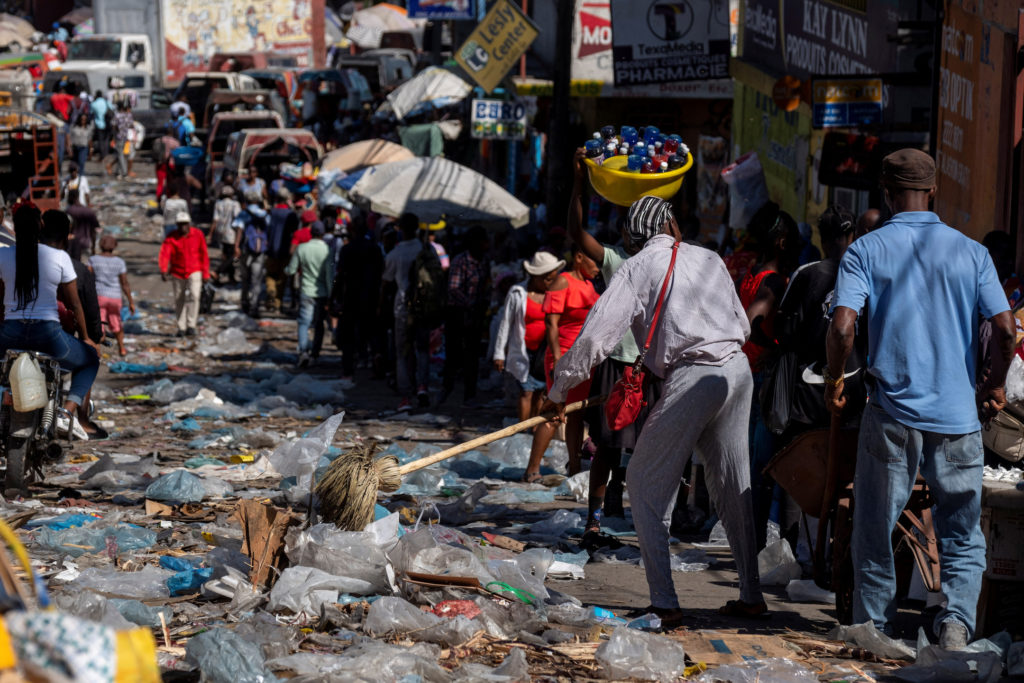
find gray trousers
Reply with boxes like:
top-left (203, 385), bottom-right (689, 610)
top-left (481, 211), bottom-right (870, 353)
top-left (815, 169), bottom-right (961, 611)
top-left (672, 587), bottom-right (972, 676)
top-left (240, 252), bottom-right (265, 314)
top-left (393, 293), bottom-right (430, 395)
top-left (627, 352), bottom-right (763, 608)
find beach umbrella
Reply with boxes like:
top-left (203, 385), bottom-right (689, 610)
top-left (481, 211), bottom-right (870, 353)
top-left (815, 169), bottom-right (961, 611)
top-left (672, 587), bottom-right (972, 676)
top-left (349, 157), bottom-right (529, 228)
top-left (320, 139), bottom-right (414, 174)
top-left (381, 67), bottom-right (471, 121)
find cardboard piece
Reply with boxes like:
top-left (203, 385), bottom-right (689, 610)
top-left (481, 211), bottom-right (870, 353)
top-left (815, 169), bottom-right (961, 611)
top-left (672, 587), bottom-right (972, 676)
top-left (231, 500), bottom-right (299, 589)
top-left (673, 630), bottom-right (796, 665)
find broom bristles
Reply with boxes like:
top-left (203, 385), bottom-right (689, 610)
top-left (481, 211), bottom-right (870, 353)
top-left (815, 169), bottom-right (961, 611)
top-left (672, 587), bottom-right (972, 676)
top-left (316, 443), bottom-right (403, 531)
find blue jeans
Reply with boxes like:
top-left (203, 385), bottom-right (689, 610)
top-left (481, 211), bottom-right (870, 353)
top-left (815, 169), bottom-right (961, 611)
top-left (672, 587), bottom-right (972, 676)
top-left (852, 401), bottom-right (985, 637)
top-left (297, 295), bottom-right (327, 356)
top-left (0, 320), bottom-right (99, 406)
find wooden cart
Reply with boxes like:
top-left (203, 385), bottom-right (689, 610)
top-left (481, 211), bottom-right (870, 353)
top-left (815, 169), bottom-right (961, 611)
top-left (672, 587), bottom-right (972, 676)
top-left (765, 418), bottom-right (940, 623)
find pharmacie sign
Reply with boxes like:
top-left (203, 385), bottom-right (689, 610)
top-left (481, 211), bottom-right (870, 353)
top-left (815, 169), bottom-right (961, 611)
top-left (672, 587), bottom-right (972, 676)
top-left (812, 78), bottom-right (882, 128)
top-left (471, 99), bottom-right (527, 140)
top-left (455, 0), bottom-right (539, 93)
top-left (608, 0), bottom-right (729, 86)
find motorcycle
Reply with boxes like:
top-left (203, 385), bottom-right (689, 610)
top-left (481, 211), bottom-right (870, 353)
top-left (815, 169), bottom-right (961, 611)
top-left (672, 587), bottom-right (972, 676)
top-left (0, 350), bottom-right (69, 491)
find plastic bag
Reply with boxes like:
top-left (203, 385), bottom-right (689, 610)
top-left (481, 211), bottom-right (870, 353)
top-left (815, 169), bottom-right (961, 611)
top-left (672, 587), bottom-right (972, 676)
top-left (786, 578), bottom-right (836, 603)
top-left (697, 657), bottom-right (819, 682)
top-left (56, 590), bottom-right (135, 630)
top-left (268, 566), bottom-right (374, 616)
top-left (829, 622), bottom-right (916, 660)
top-left (185, 628), bottom-right (276, 683)
top-left (453, 647), bottom-right (529, 682)
top-left (145, 470), bottom-right (206, 503)
top-left (595, 626), bottom-right (687, 682)
top-left (73, 566), bottom-right (174, 599)
top-left (529, 510), bottom-right (582, 537)
top-left (720, 151), bottom-right (769, 230)
top-left (895, 646), bottom-right (1001, 683)
top-left (1005, 355), bottom-right (1024, 403)
top-left (37, 523), bottom-right (157, 557)
top-left (284, 524), bottom-right (392, 594)
top-left (269, 640), bottom-right (448, 682)
top-left (109, 599), bottom-right (173, 628)
top-left (757, 539), bottom-right (802, 586)
top-left (363, 596), bottom-right (480, 646)
top-left (267, 412), bottom-right (345, 478)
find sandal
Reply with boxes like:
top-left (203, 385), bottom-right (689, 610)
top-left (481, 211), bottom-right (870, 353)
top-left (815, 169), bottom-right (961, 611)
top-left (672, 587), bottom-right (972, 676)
top-left (520, 471), bottom-right (542, 484)
top-left (580, 528), bottom-right (623, 552)
top-left (718, 599), bottom-right (770, 619)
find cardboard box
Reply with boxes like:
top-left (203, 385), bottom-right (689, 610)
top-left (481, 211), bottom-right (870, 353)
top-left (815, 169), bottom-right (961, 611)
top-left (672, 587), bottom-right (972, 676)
top-left (981, 506), bottom-right (1024, 582)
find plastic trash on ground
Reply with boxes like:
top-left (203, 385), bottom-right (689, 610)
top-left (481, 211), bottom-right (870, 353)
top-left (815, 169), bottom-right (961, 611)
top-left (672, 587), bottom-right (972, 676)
top-left (595, 626), bottom-right (687, 682)
top-left (453, 647), bottom-right (529, 682)
top-left (895, 645), bottom-right (1001, 683)
top-left (269, 640), bottom-right (448, 682)
top-left (267, 411), bottom-right (345, 480)
top-left (185, 627), bottom-right (276, 683)
top-left (786, 578), bottom-right (836, 603)
top-left (285, 523), bottom-right (394, 594)
top-left (829, 622), bottom-right (916, 660)
top-left (198, 328), bottom-right (259, 356)
top-left (757, 539), bottom-right (802, 586)
top-left (696, 657), bottom-right (819, 682)
top-left (145, 470), bottom-right (206, 503)
top-left (364, 596), bottom-right (481, 646)
top-left (529, 509), bottom-right (582, 537)
top-left (72, 565), bottom-right (174, 599)
top-left (37, 523), bottom-right (157, 557)
top-left (268, 566), bottom-right (375, 616)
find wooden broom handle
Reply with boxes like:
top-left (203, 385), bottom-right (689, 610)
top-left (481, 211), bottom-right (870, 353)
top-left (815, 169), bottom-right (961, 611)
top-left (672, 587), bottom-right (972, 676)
top-left (398, 396), bottom-right (607, 475)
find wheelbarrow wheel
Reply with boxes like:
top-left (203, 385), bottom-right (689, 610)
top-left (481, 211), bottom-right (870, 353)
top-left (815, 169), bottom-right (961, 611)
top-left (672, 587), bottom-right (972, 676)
top-left (833, 499), bottom-right (855, 625)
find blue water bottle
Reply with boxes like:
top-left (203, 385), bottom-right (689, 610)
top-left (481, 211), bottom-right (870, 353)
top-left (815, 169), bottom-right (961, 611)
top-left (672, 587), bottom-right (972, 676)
top-left (643, 125), bottom-right (661, 146)
top-left (620, 126), bottom-right (638, 146)
top-left (627, 154), bottom-right (644, 172)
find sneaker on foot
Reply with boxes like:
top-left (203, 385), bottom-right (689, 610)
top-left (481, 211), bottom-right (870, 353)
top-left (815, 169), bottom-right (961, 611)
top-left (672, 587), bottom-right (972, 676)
top-left (397, 397), bottom-right (413, 412)
top-left (939, 621), bottom-right (968, 651)
top-left (186, 327), bottom-right (197, 337)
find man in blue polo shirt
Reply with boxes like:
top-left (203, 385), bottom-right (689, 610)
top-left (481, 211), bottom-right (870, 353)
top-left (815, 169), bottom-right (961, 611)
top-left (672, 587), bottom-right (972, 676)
top-left (825, 149), bottom-right (1015, 649)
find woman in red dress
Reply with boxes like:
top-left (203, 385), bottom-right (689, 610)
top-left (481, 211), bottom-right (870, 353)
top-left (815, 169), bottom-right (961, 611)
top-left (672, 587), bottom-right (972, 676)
top-left (522, 244), bottom-right (600, 481)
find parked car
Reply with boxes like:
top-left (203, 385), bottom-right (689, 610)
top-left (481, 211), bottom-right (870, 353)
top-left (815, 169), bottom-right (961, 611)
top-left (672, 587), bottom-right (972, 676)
top-left (223, 127), bottom-right (322, 183)
top-left (241, 68), bottom-right (300, 124)
top-left (333, 54), bottom-right (413, 96)
top-left (200, 89), bottom-right (287, 131)
top-left (171, 72), bottom-right (259, 124)
top-left (205, 110), bottom-right (284, 191)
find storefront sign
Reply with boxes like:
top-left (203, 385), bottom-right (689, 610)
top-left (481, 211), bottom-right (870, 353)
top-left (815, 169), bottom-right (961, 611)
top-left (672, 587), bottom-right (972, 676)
top-left (933, 2), bottom-right (1011, 239)
top-left (607, 0), bottom-right (729, 86)
top-left (812, 78), bottom-right (882, 127)
top-left (733, 81), bottom-right (810, 222)
top-left (454, 0), bottom-right (538, 93)
top-left (570, 0), bottom-right (732, 98)
top-left (470, 98), bottom-right (527, 140)
top-left (741, 0), bottom-right (908, 81)
top-left (408, 0), bottom-right (475, 20)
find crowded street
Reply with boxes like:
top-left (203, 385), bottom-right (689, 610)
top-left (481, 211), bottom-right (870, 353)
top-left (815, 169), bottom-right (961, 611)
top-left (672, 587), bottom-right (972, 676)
top-left (0, 0), bottom-right (1018, 681)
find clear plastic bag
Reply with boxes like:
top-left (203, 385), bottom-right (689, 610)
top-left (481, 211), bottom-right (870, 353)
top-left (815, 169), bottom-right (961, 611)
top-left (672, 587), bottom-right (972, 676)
top-left (72, 565), bottom-right (173, 599)
top-left (697, 657), bottom-right (819, 682)
top-left (757, 539), bottom-right (802, 586)
top-left (364, 596), bottom-right (481, 645)
top-left (829, 622), bottom-right (916, 660)
top-left (145, 470), bottom-right (206, 503)
top-left (268, 566), bottom-right (375, 616)
top-left (529, 510), bottom-right (581, 537)
top-left (786, 579), bottom-right (835, 604)
top-left (284, 524), bottom-right (392, 594)
top-left (185, 627), bottom-right (276, 683)
top-left (453, 647), bottom-right (529, 682)
top-left (267, 412), bottom-right (345, 479)
top-left (37, 523), bottom-right (157, 557)
top-left (595, 626), bottom-right (687, 682)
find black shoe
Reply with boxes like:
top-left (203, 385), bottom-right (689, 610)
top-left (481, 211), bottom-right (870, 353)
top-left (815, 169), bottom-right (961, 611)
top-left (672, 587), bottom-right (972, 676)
top-left (175, 329), bottom-right (186, 338)
top-left (186, 327), bottom-right (197, 337)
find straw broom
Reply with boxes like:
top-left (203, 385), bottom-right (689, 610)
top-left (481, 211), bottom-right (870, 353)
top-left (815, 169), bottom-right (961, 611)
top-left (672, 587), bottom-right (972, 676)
top-left (317, 396), bottom-right (604, 531)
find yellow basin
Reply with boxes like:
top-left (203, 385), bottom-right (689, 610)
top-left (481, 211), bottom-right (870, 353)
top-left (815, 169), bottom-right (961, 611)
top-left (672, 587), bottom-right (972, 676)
top-left (584, 152), bottom-right (694, 206)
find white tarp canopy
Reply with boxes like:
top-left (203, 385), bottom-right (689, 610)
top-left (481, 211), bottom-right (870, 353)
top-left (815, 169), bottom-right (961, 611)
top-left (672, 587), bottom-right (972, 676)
top-left (381, 67), bottom-right (472, 121)
top-left (349, 157), bottom-right (529, 228)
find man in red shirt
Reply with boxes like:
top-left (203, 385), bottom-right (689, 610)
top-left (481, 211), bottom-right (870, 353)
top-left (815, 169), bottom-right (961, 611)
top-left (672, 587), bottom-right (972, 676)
top-left (50, 85), bottom-right (73, 122)
top-left (159, 211), bottom-right (210, 337)
top-left (290, 209), bottom-right (317, 253)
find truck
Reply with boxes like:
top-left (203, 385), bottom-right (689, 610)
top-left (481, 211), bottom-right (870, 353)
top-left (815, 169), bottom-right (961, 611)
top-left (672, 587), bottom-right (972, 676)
top-left (89, 0), bottom-right (327, 88)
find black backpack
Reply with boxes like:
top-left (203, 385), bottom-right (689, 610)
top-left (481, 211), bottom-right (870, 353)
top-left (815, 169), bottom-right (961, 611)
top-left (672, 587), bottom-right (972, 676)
top-left (406, 243), bottom-right (446, 328)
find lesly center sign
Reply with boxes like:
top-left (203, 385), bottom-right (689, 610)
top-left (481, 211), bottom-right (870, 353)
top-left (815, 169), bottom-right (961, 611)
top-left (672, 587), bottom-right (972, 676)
top-left (455, 0), bottom-right (539, 93)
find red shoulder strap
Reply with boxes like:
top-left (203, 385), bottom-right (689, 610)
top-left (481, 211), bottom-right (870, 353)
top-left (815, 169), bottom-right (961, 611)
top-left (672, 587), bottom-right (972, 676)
top-left (641, 242), bottom-right (679, 353)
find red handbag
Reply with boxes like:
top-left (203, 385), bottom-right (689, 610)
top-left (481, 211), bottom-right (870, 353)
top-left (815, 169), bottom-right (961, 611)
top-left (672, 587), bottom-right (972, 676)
top-left (605, 241), bottom-right (679, 431)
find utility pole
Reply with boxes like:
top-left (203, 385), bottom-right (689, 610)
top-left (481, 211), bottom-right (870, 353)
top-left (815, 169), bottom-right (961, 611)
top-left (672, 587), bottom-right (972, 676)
top-left (546, 0), bottom-right (573, 230)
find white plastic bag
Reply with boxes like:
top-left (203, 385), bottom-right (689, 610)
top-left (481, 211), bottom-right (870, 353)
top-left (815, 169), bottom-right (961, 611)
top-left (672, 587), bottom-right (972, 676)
top-left (595, 626), bottom-right (687, 682)
top-left (721, 151), bottom-right (769, 230)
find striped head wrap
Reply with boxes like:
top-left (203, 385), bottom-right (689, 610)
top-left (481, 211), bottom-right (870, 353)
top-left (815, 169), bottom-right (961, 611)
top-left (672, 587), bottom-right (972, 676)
top-left (626, 195), bottom-right (673, 247)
